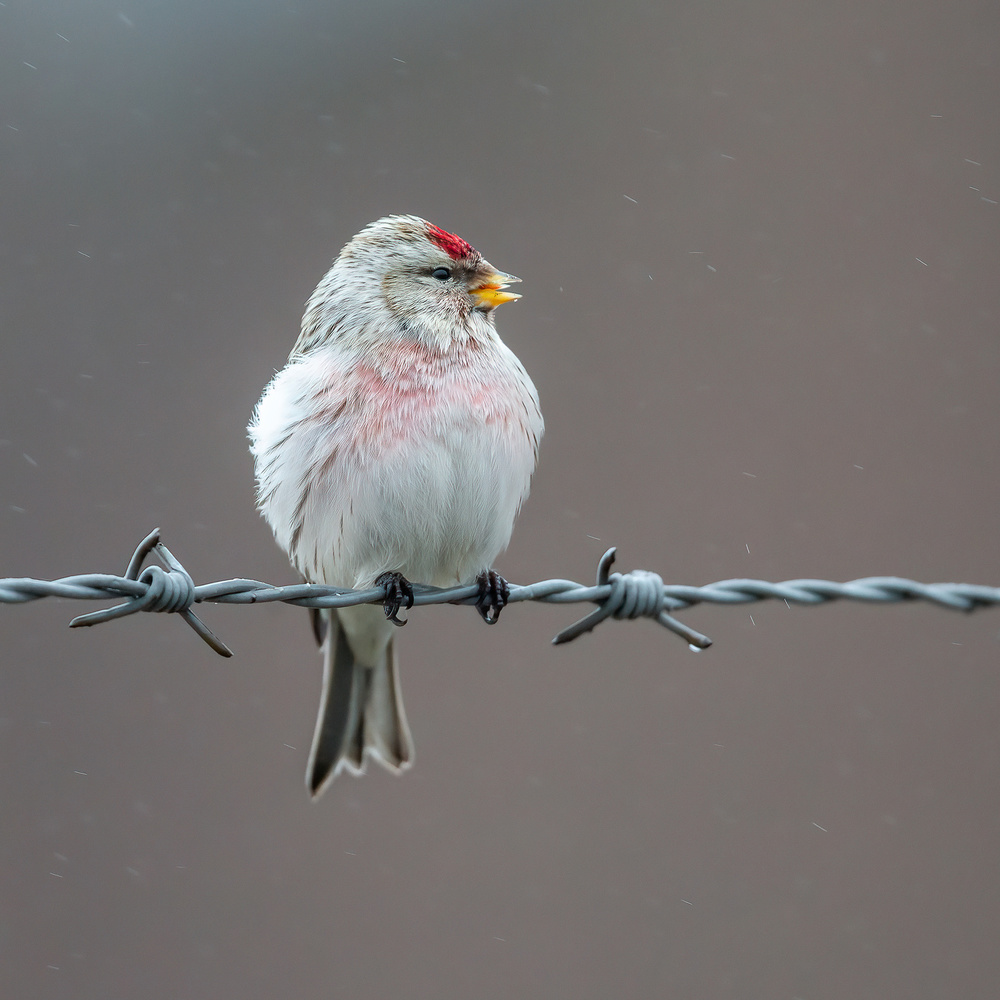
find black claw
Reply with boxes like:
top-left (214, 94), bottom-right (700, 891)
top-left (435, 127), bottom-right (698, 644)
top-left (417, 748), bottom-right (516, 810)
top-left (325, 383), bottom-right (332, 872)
top-left (475, 569), bottom-right (509, 624)
top-left (375, 572), bottom-right (414, 626)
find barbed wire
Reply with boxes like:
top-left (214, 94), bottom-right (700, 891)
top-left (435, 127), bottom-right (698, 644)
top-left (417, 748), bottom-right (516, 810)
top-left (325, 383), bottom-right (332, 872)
top-left (2, 528), bottom-right (998, 657)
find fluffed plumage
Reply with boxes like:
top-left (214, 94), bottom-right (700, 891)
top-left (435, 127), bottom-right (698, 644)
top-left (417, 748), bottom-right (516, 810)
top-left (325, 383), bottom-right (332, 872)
top-left (248, 215), bottom-right (543, 798)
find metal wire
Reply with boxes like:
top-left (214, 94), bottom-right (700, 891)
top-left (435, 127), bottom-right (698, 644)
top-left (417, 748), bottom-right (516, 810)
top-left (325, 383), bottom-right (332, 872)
top-left (2, 528), bottom-right (997, 657)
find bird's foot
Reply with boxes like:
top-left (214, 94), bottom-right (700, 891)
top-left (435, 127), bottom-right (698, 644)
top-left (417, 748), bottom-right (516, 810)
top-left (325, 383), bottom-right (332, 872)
top-left (375, 572), bottom-right (414, 626)
top-left (475, 569), bottom-right (509, 624)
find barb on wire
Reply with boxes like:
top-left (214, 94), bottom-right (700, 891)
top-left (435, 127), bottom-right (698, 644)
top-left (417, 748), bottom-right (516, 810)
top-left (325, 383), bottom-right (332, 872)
top-left (66, 529), bottom-right (233, 657)
top-left (2, 529), bottom-right (998, 657)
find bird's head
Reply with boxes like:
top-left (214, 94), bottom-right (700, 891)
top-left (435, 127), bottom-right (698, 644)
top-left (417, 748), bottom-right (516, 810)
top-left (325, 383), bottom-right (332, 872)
top-left (297, 215), bottom-right (520, 354)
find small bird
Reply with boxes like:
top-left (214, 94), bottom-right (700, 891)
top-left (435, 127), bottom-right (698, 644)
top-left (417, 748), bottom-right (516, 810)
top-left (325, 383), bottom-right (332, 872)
top-left (248, 216), bottom-right (543, 798)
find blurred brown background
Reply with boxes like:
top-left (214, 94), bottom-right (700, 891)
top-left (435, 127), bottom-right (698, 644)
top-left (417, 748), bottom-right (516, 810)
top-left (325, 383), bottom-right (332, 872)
top-left (2, 1), bottom-right (998, 997)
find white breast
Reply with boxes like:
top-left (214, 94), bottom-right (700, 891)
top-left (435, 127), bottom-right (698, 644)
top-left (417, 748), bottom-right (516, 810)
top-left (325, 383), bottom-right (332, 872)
top-left (249, 337), bottom-right (542, 590)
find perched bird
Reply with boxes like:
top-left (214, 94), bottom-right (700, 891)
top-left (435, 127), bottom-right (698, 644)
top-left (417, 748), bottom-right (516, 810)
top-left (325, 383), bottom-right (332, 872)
top-left (248, 215), bottom-right (543, 798)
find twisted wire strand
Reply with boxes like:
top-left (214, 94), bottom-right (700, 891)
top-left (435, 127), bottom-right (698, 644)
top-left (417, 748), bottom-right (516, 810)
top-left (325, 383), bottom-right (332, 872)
top-left (2, 529), bottom-right (997, 657)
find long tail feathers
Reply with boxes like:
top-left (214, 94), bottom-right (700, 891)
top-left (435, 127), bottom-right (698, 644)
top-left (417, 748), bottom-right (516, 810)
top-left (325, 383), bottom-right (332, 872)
top-left (306, 608), bottom-right (414, 799)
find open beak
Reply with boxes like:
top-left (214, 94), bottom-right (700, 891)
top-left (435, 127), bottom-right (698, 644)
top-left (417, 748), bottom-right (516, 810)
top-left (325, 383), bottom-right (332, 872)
top-left (470, 268), bottom-right (522, 311)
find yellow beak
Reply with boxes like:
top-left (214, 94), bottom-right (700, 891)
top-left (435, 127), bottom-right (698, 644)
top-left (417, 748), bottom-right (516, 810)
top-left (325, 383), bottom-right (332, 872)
top-left (470, 269), bottom-right (521, 311)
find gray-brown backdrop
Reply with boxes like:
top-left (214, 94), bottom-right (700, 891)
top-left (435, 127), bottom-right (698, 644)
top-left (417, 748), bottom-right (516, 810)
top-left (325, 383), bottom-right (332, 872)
top-left (2, 1), bottom-right (998, 997)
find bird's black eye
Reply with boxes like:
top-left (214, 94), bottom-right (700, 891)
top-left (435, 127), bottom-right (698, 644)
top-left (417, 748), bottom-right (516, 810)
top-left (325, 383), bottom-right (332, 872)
top-left (431, 267), bottom-right (451, 281)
